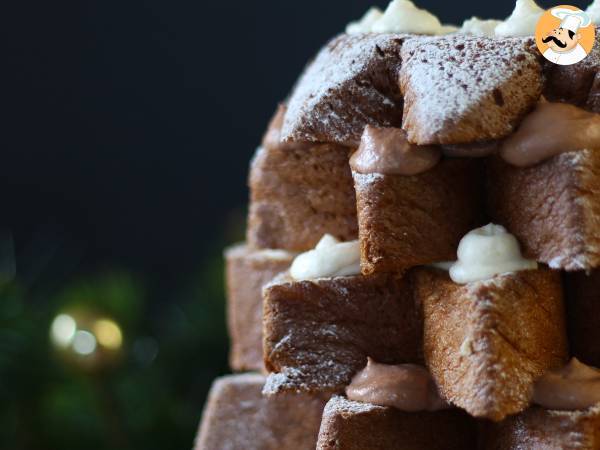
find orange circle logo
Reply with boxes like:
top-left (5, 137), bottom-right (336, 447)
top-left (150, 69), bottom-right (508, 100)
top-left (535, 5), bottom-right (595, 65)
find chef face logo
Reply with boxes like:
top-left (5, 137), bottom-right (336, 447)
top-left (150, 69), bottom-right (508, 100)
top-left (543, 27), bottom-right (580, 52)
top-left (535, 5), bottom-right (595, 66)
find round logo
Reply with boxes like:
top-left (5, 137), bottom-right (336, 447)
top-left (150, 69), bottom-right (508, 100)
top-left (535, 5), bottom-right (596, 66)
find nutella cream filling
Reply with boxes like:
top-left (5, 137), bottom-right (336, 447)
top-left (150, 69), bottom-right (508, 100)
top-left (445, 224), bottom-right (537, 284)
top-left (350, 125), bottom-right (441, 175)
top-left (346, 358), bottom-right (448, 412)
top-left (289, 234), bottom-right (360, 281)
top-left (533, 358), bottom-right (600, 411)
top-left (501, 102), bottom-right (600, 167)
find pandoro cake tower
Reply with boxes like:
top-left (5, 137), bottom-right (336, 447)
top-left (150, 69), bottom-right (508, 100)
top-left (195, 0), bottom-right (600, 449)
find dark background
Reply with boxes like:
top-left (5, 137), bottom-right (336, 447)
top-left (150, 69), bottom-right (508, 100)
top-left (0, 0), bottom-right (590, 449)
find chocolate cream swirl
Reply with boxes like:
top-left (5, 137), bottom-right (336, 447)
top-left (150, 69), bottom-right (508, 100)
top-left (533, 358), bottom-right (600, 411)
top-left (346, 358), bottom-right (448, 412)
top-left (350, 125), bottom-right (441, 175)
top-left (501, 102), bottom-right (600, 167)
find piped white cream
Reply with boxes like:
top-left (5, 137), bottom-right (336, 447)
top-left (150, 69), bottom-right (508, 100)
top-left (446, 224), bottom-right (537, 284)
top-left (460, 17), bottom-right (502, 37)
top-left (346, 7), bottom-right (384, 34)
top-left (346, 0), bottom-right (550, 38)
top-left (439, 24), bottom-right (459, 35)
top-left (495, 0), bottom-right (544, 37)
top-left (372, 0), bottom-right (443, 34)
top-left (346, 0), bottom-right (455, 35)
top-left (289, 234), bottom-right (361, 281)
top-left (587, 0), bottom-right (600, 24)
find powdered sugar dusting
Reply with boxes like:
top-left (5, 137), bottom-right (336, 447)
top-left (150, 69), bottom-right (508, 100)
top-left (352, 172), bottom-right (385, 186)
top-left (400, 35), bottom-right (543, 144)
top-left (534, 150), bottom-right (600, 271)
top-left (196, 373), bottom-right (325, 450)
top-left (578, 149), bottom-right (600, 270)
top-left (547, 402), bottom-right (600, 419)
top-left (262, 357), bottom-right (357, 396)
top-left (225, 243), bottom-right (295, 263)
top-left (282, 33), bottom-right (407, 146)
top-left (323, 395), bottom-right (385, 416)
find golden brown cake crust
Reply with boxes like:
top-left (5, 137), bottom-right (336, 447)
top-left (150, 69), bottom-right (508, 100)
top-left (415, 267), bottom-right (568, 422)
top-left (487, 151), bottom-right (600, 271)
top-left (247, 143), bottom-right (358, 252)
top-left (262, 273), bottom-right (422, 395)
top-left (481, 405), bottom-right (600, 450)
top-left (225, 244), bottom-right (294, 372)
top-left (316, 396), bottom-right (478, 450)
top-left (353, 158), bottom-right (483, 275)
top-left (195, 373), bottom-right (326, 450)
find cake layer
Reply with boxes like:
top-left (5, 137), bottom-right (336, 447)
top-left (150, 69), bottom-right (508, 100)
top-left (487, 150), bottom-right (600, 271)
top-left (281, 33), bottom-right (407, 147)
top-left (282, 33), bottom-right (549, 148)
top-left (353, 158), bottom-right (483, 274)
top-left (316, 396), bottom-right (478, 450)
top-left (263, 273), bottom-right (422, 395)
top-left (566, 270), bottom-right (600, 368)
top-left (247, 141), bottom-right (357, 251)
top-left (195, 373), bottom-right (326, 450)
top-left (480, 405), bottom-right (600, 450)
top-left (415, 267), bottom-right (568, 421)
top-left (400, 35), bottom-right (543, 145)
top-left (225, 244), bottom-right (294, 372)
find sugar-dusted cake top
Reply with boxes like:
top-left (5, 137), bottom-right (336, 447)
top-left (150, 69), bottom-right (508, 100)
top-left (280, 0), bottom-right (598, 149)
top-left (282, 33), bottom-right (544, 148)
top-left (400, 34), bottom-right (543, 144)
top-left (323, 395), bottom-right (386, 415)
top-left (281, 33), bottom-right (407, 147)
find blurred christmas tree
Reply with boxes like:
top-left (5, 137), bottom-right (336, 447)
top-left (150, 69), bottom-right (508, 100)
top-left (0, 220), bottom-right (236, 449)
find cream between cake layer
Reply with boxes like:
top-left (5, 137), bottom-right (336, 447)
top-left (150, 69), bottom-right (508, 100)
top-left (533, 358), bottom-right (600, 410)
top-left (500, 102), bottom-right (600, 167)
top-left (350, 125), bottom-right (440, 175)
top-left (289, 234), bottom-right (360, 280)
top-left (439, 224), bottom-right (537, 284)
top-left (346, 358), bottom-right (448, 412)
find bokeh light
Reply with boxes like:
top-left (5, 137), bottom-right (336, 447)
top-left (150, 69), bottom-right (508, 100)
top-left (50, 314), bottom-right (77, 348)
top-left (49, 309), bottom-right (125, 371)
top-left (94, 319), bottom-right (123, 350)
top-left (72, 330), bottom-right (97, 356)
